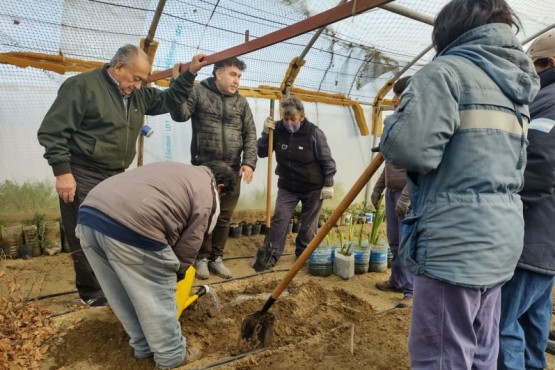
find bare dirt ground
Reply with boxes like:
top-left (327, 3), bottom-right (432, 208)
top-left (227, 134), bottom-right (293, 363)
top-left (2, 226), bottom-right (555, 370)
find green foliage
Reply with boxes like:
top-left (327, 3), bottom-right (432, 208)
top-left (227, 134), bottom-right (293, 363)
top-left (357, 223), bottom-right (365, 247)
top-left (337, 230), bottom-right (352, 256)
top-left (325, 229), bottom-right (334, 246)
top-left (0, 180), bottom-right (58, 215)
top-left (369, 195), bottom-right (385, 245)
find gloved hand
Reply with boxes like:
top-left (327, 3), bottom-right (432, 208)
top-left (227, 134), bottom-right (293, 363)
top-left (263, 116), bottom-right (275, 134)
top-left (395, 199), bottom-right (410, 218)
top-left (320, 186), bottom-right (334, 200)
top-left (370, 191), bottom-right (381, 208)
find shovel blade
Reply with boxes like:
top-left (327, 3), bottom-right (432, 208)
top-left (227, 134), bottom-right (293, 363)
top-left (237, 311), bottom-right (275, 353)
top-left (251, 233), bottom-right (273, 272)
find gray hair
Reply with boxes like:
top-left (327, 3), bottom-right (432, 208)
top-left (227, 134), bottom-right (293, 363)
top-left (281, 96), bottom-right (304, 116)
top-left (109, 44), bottom-right (145, 67)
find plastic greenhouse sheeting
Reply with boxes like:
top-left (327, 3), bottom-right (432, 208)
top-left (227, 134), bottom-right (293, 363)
top-left (0, 0), bottom-right (553, 207)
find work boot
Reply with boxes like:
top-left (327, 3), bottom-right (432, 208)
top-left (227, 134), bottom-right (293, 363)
top-left (396, 296), bottom-right (413, 308)
top-left (194, 258), bottom-right (209, 280)
top-left (375, 280), bottom-right (403, 293)
top-left (208, 256), bottom-right (232, 279)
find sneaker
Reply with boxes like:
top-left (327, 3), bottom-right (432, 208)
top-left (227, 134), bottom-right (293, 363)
top-left (155, 347), bottom-right (202, 369)
top-left (396, 296), bottom-right (413, 308)
top-left (208, 256), bottom-right (232, 279)
top-left (547, 340), bottom-right (555, 355)
top-left (194, 258), bottom-right (210, 280)
top-left (375, 280), bottom-right (403, 293)
top-left (81, 296), bottom-right (109, 307)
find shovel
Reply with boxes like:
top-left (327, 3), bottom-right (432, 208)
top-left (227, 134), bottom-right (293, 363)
top-left (237, 153), bottom-right (384, 352)
top-left (175, 266), bottom-right (209, 318)
top-left (252, 100), bottom-right (276, 272)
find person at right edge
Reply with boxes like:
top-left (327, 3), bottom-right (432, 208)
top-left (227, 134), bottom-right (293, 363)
top-left (371, 76), bottom-right (414, 309)
top-left (379, 0), bottom-right (540, 369)
top-left (257, 96), bottom-right (336, 268)
top-left (498, 29), bottom-right (555, 370)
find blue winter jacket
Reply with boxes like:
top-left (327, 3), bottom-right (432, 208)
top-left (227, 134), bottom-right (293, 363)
top-left (380, 24), bottom-right (540, 288)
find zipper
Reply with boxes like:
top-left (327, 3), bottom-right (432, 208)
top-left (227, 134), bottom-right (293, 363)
top-left (220, 94), bottom-right (227, 161)
top-left (122, 97), bottom-right (130, 168)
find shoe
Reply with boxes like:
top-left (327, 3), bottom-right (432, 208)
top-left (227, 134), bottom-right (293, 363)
top-left (155, 347), bottom-right (202, 369)
top-left (208, 256), bottom-right (232, 279)
top-left (547, 340), bottom-right (555, 355)
top-left (375, 280), bottom-right (403, 293)
top-left (396, 296), bottom-right (412, 308)
top-left (550, 330), bottom-right (555, 341)
top-left (81, 296), bottom-right (109, 307)
top-left (134, 351), bottom-right (153, 359)
top-left (194, 258), bottom-right (210, 280)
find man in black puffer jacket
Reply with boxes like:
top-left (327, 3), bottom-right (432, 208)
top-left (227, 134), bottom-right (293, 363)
top-left (170, 57), bottom-right (257, 280)
top-left (498, 29), bottom-right (555, 370)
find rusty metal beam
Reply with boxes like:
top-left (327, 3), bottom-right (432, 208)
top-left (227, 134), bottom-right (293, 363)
top-left (148, 0), bottom-right (393, 82)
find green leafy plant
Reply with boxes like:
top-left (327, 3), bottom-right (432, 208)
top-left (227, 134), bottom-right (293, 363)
top-left (357, 223), bottom-right (366, 247)
top-left (337, 230), bottom-right (352, 256)
top-left (324, 229), bottom-right (334, 246)
top-left (369, 196), bottom-right (386, 245)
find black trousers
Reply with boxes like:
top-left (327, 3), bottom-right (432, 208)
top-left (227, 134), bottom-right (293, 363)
top-left (59, 163), bottom-right (122, 301)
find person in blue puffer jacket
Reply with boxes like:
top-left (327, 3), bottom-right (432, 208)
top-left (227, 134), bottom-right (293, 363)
top-left (379, 0), bottom-right (540, 368)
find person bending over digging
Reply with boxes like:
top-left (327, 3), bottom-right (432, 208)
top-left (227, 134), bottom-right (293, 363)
top-left (256, 96), bottom-right (336, 270)
top-left (75, 161), bottom-right (235, 369)
top-left (379, 0), bottom-right (539, 368)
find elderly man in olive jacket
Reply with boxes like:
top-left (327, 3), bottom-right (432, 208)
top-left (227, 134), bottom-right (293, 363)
top-left (171, 57), bottom-right (257, 280)
top-left (37, 44), bottom-right (208, 307)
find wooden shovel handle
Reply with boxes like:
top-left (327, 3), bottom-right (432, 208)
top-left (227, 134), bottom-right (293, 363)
top-left (262, 153), bottom-right (385, 311)
top-left (266, 100), bottom-right (275, 228)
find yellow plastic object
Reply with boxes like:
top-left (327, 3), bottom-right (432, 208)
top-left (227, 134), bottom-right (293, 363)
top-left (176, 266), bottom-right (197, 318)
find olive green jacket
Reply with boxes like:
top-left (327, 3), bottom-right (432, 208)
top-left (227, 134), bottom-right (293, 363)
top-left (37, 65), bottom-right (196, 175)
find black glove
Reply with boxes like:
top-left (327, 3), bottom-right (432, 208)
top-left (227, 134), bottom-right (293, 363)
top-left (176, 271), bottom-right (185, 282)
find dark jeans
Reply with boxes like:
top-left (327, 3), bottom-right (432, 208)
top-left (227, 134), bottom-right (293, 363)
top-left (498, 268), bottom-right (554, 370)
top-left (197, 174), bottom-right (241, 260)
top-left (385, 188), bottom-right (413, 297)
top-left (59, 163), bottom-right (122, 301)
top-left (269, 187), bottom-right (322, 260)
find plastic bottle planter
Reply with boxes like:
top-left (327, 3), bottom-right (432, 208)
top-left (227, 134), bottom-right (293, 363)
top-left (20, 244), bottom-right (33, 260)
top-left (1, 224), bottom-right (23, 259)
top-left (333, 250), bottom-right (355, 280)
top-left (287, 220), bottom-right (293, 234)
top-left (257, 220), bottom-right (267, 234)
top-left (251, 222), bottom-right (262, 236)
top-left (352, 242), bottom-right (372, 274)
top-left (229, 223), bottom-right (242, 238)
top-left (291, 220), bottom-right (301, 233)
top-left (242, 222), bottom-right (253, 237)
top-left (22, 224), bottom-right (42, 257)
top-left (369, 244), bottom-right (388, 272)
top-left (43, 221), bottom-right (62, 256)
top-left (307, 245), bottom-right (335, 277)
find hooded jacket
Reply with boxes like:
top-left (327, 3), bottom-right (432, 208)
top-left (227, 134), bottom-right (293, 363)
top-left (380, 24), bottom-right (540, 288)
top-left (517, 67), bottom-right (555, 275)
top-left (170, 77), bottom-right (258, 171)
